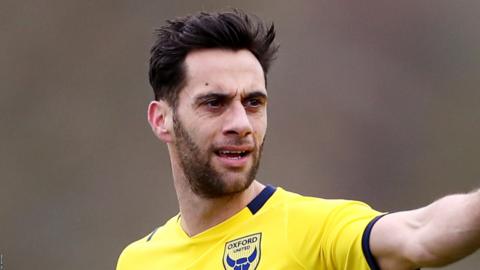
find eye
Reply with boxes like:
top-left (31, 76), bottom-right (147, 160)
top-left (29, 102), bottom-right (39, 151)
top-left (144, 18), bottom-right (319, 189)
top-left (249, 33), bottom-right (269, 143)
top-left (203, 98), bottom-right (223, 109)
top-left (244, 98), bottom-right (265, 108)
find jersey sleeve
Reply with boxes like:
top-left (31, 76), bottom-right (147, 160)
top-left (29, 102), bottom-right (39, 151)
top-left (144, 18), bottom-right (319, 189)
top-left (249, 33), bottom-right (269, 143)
top-left (287, 197), bottom-right (382, 269)
top-left (116, 237), bottom-right (146, 270)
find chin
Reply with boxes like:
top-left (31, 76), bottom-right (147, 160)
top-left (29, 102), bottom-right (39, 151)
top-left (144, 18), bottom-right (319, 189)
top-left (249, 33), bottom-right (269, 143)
top-left (224, 176), bottom-right (254, 193)
top-left (206, 172), bottom-right (255, 198)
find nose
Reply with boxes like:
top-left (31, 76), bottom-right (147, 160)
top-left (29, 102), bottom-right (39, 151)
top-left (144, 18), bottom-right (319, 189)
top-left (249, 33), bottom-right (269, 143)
top-left (222, 102), bottom-right (253, 138)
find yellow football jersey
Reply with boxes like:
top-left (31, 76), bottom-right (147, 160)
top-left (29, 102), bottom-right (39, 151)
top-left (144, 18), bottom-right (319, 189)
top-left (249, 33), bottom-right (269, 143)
top-left (117, 186), bottom-right (383, 270)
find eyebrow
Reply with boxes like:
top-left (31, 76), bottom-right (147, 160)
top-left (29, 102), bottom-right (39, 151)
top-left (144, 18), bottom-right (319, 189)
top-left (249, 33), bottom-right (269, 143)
top-left (193, 92), bottom-right (232, 105)
top-left (193, 90), bottom-right (267, 105)
top-left (243, 91), bottom-right (268, 101)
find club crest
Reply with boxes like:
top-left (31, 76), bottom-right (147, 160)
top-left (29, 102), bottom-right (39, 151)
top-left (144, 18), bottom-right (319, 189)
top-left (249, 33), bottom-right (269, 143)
top-left (223, 233), bottom-right (262, 270)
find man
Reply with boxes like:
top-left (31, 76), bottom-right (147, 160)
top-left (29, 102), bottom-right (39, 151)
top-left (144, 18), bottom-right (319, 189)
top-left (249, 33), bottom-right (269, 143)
top-left (117, 10), bottom-right (479, 269)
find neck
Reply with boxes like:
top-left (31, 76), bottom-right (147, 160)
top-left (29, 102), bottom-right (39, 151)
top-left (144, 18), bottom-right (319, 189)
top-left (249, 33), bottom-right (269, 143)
top-left (171, 161), bottom-right (264, 237)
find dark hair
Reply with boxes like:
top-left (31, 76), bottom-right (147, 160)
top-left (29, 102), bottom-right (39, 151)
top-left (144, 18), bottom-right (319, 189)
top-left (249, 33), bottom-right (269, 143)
top-left (149, 10), bottom-right (278, 107)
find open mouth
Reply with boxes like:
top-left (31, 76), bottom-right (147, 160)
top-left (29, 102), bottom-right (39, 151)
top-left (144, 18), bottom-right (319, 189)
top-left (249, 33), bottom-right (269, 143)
top-left (215, 150), bottom-right (251, 160)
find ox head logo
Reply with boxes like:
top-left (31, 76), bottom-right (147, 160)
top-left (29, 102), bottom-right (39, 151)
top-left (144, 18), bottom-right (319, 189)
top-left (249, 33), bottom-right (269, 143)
top-left (226, 248), bottom-right (257, 270)
top-left (223, 233), bottom-right (261, 270)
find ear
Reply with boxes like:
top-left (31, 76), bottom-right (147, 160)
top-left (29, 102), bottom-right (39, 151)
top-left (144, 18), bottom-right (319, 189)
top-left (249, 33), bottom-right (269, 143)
top-left (147, 100), bottom-right (173, 143)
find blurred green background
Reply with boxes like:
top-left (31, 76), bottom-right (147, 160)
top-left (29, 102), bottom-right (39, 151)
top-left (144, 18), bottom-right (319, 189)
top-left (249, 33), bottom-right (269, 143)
top-left (1, 0), bottom-right (479, 269)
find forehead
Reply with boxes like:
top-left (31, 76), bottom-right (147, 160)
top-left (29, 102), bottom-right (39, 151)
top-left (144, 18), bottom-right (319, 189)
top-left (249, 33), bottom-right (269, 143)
top-left (181, 49), bottom-right (266, 99)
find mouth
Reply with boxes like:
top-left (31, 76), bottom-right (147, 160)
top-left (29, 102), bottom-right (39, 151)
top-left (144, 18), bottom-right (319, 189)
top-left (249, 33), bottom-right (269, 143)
top-left (213, 146), bottom-right (254, 168)
top-left (215, 150), bottom-right (251, 159)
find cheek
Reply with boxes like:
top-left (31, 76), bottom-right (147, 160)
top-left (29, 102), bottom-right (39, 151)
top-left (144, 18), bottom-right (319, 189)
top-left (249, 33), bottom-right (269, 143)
top-left (189, 123), bottom-right (218, 147)
top-left (253, 119), bottom-right (267, 142)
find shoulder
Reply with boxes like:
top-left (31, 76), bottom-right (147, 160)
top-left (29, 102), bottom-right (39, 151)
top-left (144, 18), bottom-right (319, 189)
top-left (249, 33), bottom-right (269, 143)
top-left (276, 188), bottom-right (382, 268)
top-left (273, 187), bottom-right (381, 240)
top-left (116, 215), bottom-right (179, 270)
top-left (275, 187), bottom-right (377, 221)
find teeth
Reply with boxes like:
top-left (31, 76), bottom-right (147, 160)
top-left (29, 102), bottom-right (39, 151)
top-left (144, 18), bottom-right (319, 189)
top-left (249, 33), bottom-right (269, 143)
top-left (219, 150), bottom-right (245, 154)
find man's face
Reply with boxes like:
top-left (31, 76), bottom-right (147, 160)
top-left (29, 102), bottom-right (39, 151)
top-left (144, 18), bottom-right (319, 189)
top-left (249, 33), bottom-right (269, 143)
top-left (172, 49), bottom-right (267, 198)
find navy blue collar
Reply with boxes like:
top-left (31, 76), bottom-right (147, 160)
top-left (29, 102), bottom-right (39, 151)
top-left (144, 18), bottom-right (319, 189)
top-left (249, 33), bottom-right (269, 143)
top-left (247, 185), bottom-right (277, 214)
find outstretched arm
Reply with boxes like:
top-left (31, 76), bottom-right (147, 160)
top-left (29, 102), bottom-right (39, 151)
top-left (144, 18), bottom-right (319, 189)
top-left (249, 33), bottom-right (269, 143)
top-left (370, 189), bottom-right (480, 270)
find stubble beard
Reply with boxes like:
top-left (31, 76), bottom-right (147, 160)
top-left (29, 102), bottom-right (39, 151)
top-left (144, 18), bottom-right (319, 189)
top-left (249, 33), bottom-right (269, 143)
top-left (172, 114), bottom-right (263, 199)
